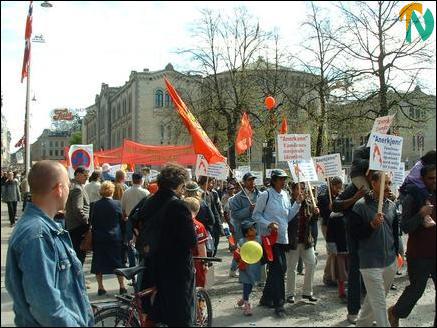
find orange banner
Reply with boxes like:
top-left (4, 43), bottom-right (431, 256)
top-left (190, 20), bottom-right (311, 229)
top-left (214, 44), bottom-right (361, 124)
top-left (92, 139), bottom-right (197, 166)
top-left (164, 77), bottom-right (226, 164)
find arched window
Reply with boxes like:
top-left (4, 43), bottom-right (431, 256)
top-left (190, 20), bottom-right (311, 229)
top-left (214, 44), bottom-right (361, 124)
top-left (165, 92), bottom-right (171, 107)
top-left (155, 90), bottom-right (164, 108)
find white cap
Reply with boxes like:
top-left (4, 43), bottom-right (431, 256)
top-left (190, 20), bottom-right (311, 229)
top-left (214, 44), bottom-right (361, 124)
top-left (102, 163), bottom-right (110, 172)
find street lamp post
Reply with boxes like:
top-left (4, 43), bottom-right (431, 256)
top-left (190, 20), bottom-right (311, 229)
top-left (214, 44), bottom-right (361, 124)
top-left (23, 1), bottom-right (53, 181)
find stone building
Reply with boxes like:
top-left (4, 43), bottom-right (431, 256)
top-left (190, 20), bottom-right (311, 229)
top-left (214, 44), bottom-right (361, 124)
top-left (30, 129), bottom-right (70, 162)
top-left (82, 64), bottom-right (198, 151)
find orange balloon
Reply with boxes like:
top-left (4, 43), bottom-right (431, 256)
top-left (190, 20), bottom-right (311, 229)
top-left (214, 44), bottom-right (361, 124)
top-left (265, 96), bottom-right (276, 110)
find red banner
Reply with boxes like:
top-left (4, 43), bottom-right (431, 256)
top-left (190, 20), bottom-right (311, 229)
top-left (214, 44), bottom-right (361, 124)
top-left (92, 139), bottom-right (196, 166)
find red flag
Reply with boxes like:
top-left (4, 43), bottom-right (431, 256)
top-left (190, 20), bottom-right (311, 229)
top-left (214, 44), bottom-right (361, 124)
top-left (235, 112), bottom-right (253, 155)
top-left (279, 116), bottom-right (288, 134)
top-left (164, 77), bottom-right (226, 164)
top-left (21, 1), bottom-right (33, 83)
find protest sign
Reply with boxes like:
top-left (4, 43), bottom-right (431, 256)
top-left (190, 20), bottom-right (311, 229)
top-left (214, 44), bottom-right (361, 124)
top-left (125, 172), bottom-right (134, 182)
top-left (288, 159), bottom-right (318, 182)
top-left (278, 134), bottom-right (311, 161)
top-left (68, 144), bottom-right (94, 178)
top-left (195, 155), bottom-right (229, 180)
top-left (366, 115), bottom-right (395, 146)
top-left (314, 154), bottom-right (343, 180)
top-left (392, 162), bottom-right (405, 186)
top-left (368, 133), bottom-right (403, 172)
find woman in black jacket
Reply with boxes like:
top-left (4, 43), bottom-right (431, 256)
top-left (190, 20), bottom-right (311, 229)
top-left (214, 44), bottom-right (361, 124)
top-left (90, 181), bottom-right (126, 296)
top-left (138, 164), bottom-right (197, 327)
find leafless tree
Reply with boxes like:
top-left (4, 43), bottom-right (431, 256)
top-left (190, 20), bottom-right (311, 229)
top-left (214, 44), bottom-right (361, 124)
top-left (179, 7), bottom-right (270, 168)
top-left (333, 1), bottom-right (435, 123)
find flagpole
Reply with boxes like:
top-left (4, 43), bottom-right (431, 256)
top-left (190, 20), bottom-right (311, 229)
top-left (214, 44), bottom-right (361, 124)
top-left (248, 146), bottom-right (251, 170)
top-left (24, 57), bottom-right (31, 188)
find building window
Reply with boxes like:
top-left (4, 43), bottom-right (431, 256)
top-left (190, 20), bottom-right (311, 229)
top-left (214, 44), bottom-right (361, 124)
top-left (128, 93), bottom-right (132, 112)
top-left (61, 141), bottom-right (64, 147)
top-left (49, 141), bottom-right (53, 147)
top-left (123, 98), bottom-right (127, 115)
top-left (160, 125), bottom-right (165, 144)
top-left (165, 92), bottom-right (171, 107)
top-left (128, 126), bottom-right (132, 139)
top-left (117, 103), bottom-right (121, 119)
top-left (55, 150), bottom-right (59, 156)
top-left (155, 90), bottom-right (164, 108)
top-left (49, 150), bottom-right (53, 156)
top-left (61, 150), bottom-right (64, 157)
top-left (55, 141), bottom-right (58, 147)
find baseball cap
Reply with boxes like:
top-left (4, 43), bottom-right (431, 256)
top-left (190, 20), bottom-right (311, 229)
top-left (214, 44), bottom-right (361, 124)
top-left (270, 169), bottom-right (288, 178)
top-left (243, 172), bottom-right (256, 181)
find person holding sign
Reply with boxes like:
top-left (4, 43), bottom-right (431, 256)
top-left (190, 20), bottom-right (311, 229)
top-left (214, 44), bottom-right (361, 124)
top-left (349, 172), bottom-right (399, 327)
top-left (252, 169), bottom-right (303, 318)
top-left (388, 164), bottom-right (436, 328)
top-left (285, 182), bottom-right (320, 304)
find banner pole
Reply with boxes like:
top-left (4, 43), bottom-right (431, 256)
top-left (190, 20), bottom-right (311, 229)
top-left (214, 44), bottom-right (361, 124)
top-left (377, 171), bottom-right (386, 213)
top-left (224, 162), bottom-right (253, 206)
top-left (307, 181), bottom-right (317, 208)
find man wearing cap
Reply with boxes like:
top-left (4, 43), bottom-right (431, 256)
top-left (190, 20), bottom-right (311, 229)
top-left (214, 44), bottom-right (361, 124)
top-left (252, 169), bottom-right (303, 318)
top-left (230, 172), bottom-right (260, 243)
top-left (121, 173), bottom-right (150, 267)
top-left (65, 166), bottom-right (90, 265)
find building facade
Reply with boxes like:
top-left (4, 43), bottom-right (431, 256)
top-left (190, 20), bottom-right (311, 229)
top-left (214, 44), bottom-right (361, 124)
top-left (82, 64), bottom-right (197, 151)
top-left (30, 129), bottom-right (70, 162)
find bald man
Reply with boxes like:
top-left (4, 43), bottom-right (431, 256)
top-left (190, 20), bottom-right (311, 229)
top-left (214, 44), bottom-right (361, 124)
top-left (5, 161), bottom-right (94, 327)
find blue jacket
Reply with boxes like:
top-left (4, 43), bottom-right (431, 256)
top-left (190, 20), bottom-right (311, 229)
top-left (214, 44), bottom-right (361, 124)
top-left (5, 203), bottom-right (94, 327)
top-left (91, 197), bottom-right (123, 242)
top-left (229, 189), bottom-right (261, 243)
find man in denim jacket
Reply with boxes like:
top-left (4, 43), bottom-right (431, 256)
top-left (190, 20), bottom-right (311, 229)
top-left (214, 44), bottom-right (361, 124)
top-left (5, 161), bottom-right (94, 327)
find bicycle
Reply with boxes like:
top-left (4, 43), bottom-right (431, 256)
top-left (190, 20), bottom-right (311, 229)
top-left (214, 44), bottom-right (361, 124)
top-left (92, 256), bottom-right (222, 327)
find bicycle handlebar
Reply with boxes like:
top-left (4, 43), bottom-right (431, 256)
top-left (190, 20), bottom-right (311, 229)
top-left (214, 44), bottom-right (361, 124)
top-left (192, 256), bottom-right (222, 262)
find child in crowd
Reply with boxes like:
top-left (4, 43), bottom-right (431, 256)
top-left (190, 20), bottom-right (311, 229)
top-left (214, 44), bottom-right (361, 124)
top-left (234, 221), bottom-right (261, 316)
top-left (184, 197), bottom-right (209, 288)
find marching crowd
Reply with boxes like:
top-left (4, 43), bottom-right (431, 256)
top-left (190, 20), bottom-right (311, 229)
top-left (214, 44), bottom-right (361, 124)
top-left (1, 147), bottom-right (436, 327)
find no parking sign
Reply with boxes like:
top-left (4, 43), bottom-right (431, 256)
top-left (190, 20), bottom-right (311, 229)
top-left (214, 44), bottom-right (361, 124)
top-left (68, 144), bottom-right (94, 178)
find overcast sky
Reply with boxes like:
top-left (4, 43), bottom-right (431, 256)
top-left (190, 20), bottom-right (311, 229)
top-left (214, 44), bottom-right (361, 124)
top-left (1, 1), bottom-right (436, 152)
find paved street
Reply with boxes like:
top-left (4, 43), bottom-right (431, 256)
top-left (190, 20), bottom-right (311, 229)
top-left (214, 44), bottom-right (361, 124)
top-left (1, 201), bottom-right (435, 327)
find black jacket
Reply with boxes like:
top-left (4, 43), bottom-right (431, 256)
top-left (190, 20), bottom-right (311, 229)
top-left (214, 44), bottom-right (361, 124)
top-left (91, 198), bottom-right (123, 242)
top-left (148, 189), bottom-right (197, 326)
top-left (350, 144), bottom-right (370, 179)
top-left (286, 199), bottom-right (318, 251)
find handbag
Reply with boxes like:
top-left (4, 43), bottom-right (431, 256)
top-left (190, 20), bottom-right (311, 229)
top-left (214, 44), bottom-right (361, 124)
top-left (80, 228), bottom-right (93, 252)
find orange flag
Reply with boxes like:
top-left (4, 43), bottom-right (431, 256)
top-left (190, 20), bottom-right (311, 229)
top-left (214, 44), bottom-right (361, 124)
top-left (235, 112), bottom-right (253, 155)
top-left (280, 116), bottom-right (288, 134)
top-left (164, 77), bottom-right (226, 164)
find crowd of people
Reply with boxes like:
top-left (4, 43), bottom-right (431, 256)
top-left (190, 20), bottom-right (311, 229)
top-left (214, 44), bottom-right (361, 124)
top-left (2, 147), bottom-right (436, 327)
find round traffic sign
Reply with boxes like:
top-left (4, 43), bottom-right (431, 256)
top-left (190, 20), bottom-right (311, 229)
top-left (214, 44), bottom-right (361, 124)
top-left (71, 149), bottom-right (91, 170)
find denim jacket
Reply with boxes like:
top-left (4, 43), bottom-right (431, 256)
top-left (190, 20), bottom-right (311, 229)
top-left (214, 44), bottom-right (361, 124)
top-left (5, 203), bottom-right (94, 327)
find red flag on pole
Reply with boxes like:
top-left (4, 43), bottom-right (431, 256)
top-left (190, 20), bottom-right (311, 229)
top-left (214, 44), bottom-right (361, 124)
top-left (164, 77), bottom-right (226, 164)
top-left (235, 112), bottom-right (253, 155)
top-left (21, 1), bottom-right (33, 83)
top-left (279, 116), bottom-right (288, 134)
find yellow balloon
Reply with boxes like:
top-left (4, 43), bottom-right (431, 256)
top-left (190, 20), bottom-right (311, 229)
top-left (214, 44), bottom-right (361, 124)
top-left (240, 240), bottom-right (263, 264)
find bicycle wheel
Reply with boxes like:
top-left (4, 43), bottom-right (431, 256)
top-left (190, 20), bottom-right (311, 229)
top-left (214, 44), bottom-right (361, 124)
top-left (195, 288), bottom-right (212, 327)
top-left (94, 307), bottom-right (140, 327)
